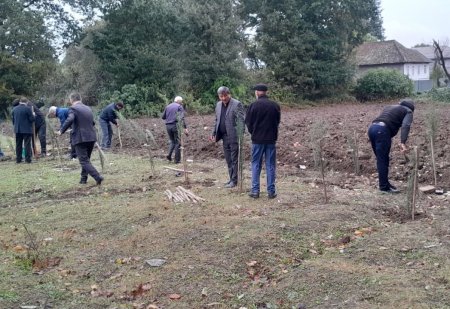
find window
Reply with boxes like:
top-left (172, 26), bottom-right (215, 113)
top-left (418, 65), bottom-right (421, 74)
top-left (424, 65), bottom-right (427, 74)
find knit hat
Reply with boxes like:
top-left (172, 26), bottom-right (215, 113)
top-left (399, 99), bottom-right (415, 112)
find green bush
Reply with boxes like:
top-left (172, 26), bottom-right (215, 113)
top-left (100, 84), bottom-right (168, 118)
top-left (419, 87), bottom-right (450, 103)
top-left (354, 69), bottom-right (414, 101)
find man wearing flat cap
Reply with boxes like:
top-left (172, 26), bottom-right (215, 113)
top-left (245, 84), bottom-right (281, 199)
top-left (368, 98), bottom-right (415, 193)
top-left (210, 86), bottom-right (245, 188)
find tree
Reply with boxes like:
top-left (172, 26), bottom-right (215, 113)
top-left (433, 40), bottom-right (450, 84)
top-left (89, 0), bottom-right (246, 105)
top-left (240, 0), bottom-right (384, 99)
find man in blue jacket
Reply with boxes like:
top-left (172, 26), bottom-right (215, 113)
top-left (12, 97), bottom-right (35, 163)
top-left (245, 84), bottom-right (281, 199)
top-left (368, 99), bottom-right (415, 193)
top-left (99, 101), bottom-right (124, 150)
top-left (162, 96), bottom-right (188, 164)
top-left (48, 106), bottom-right (77, 159)
top-left (58, 93), bottom-right (103, 185)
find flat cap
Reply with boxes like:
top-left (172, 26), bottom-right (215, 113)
top-left (253, 84), bottom-right (268, 91)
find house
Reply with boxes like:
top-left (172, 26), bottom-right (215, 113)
top-left (412, 45), bottom-right (450, 85)
top-left (355, 40), bottom-right (432, 92)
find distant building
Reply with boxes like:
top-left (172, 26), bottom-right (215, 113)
top-left (413, 45), bottom-right (450, 86)
top-left (355, 40), bottom-right (432, 91)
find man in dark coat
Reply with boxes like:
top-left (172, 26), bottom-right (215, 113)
top-left (245, 84), bottom-right (281, 199)
top-left (368, 99), bottom-right (415, 193)
top-left (162, 96), bottom-right (188, 163)
top-left (58, 93), bottom-right (103, 185)
top-left (210, 86), bottom-right (245, 188)
top-left (28, 100), bottom-right (46, 157)
top-left (12, 97), bottom-right (35, 163)
top-left (99, 101), bottom-right (124, 150)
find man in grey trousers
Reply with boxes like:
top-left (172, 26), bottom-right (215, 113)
top-left (210, 86), bottom-right (244, 188)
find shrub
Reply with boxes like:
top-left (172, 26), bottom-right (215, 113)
top-left (100, 84), bottom-right (168, 118)
top-left (419, 87), bottom-right (450, 103)
top-left (354, 69), bottom-right (413, 101)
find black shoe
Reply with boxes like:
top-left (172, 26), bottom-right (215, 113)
top-left (248, 192), bottom-right (260, 199)
top-left (166, 155), bottom-right (172, 162)
top-left (380, 188), bottom-right (400, 194)
top-left (79, 177), bottom-right (87, 184)
top-left (268, 193), bottom-right (277, 199)
top-left (224, 182), bottom-right (236, 188)
top-left (389, 184), bottom-right (397, 190)
top-left (96, 176), bottom-right (104, 186)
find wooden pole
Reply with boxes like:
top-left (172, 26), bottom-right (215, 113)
top-left (118, 126), bottom-right (123, 149)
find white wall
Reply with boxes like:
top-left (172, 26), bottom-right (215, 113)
top-left (403, 63), bottom-right (431, 81)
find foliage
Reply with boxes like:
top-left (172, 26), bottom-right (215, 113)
top-left (89, 0), bottom-right (246, 110)
top-left (102, 84), bottom-right (168, 118)
top-left (354, 69), bottom-right (414, 101)
top-left (240, 0), bottom-right (384, 99)
top-left (419, 87), bottom-right (450, 103)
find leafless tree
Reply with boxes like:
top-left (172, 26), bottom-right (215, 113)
top-left (433, 40), bottom-right (450, 84)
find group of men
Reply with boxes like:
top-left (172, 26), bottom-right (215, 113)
top-left (9, 84), bottom-right (415, 195)
top-left (162, 84), bottom-right (281, 199)
top-left (161, 84), bottom-right (415, 197)
top-left (10, 94), bottom-right (124, 185)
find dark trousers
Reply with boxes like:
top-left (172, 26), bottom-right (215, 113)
top-left (74, 142), bottom-right (101, 181)
top-left (368, 124), bottom-right (392, 190)
top-left (15, 133), bottom-right (32, 163)
top-left (100, 118), bottom-right (112, 149)
top-left (166, 124), bottom-right (180, 163)
top-left (223, 134), bottom-right (239, 184)
top-left (32, 122), bottom-right (47, 154)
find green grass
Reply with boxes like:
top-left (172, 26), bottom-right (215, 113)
top-left (0, 153), bottom-right (449, 308)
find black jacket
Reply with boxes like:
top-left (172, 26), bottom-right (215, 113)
top-left (12, 103), bottom-right (35, 134)
top-left (61, 102), bottom-right (97, 145)
top-left (373, 105), bottom-right (413, 143)
top-left (100, 103), bottom-right (119, 125)
top-left (245, 95), bottom-right (281, 144)
top-left (27, 102), bottom-right (45, 127)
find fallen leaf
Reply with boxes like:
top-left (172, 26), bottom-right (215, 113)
top-left (246, 260), bottom-right (257, 267)
top-left (169, 293), bottom-right (182, 300)
top-left (13, 245), bottom-right (27, 253)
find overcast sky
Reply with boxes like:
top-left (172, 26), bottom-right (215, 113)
top-left (380, 0), bottom-right (449, 48)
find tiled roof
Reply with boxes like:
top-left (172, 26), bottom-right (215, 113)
top-left (355, 40), bottom-right (431, 65)
top-left (412, 46), bottom-right (450, 60)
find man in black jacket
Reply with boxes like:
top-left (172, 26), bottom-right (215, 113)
top-left (12, 97), bottom-right (35, 163)
top-left (99, 101), bottom-right (124, 150)
top-left (28, 100), bottom-right (47, 157)
top-left (245, 84), bottom-right (281, 199)
top-left (368, 99), bottom-right (415, 193)
top-left (58, 93), bottom-right (103, 185)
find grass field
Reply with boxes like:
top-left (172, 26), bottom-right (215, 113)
top-left (1, 150), bottom-right (449, 309)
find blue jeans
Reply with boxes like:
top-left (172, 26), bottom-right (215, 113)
top-left (100, 118), bottom-right (112, 149)
top-left (251, 144), bottom-right (276, 195)
top-left (368, 124), bottom-right (391, 190)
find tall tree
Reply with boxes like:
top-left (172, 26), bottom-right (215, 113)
top-left (90, 0), bottom-right (245, 101)
top-left (240, 0), bottom-right (384, 98)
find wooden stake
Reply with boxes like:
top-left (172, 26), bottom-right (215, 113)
top-left (163, 166), bottom-right (192, 173)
